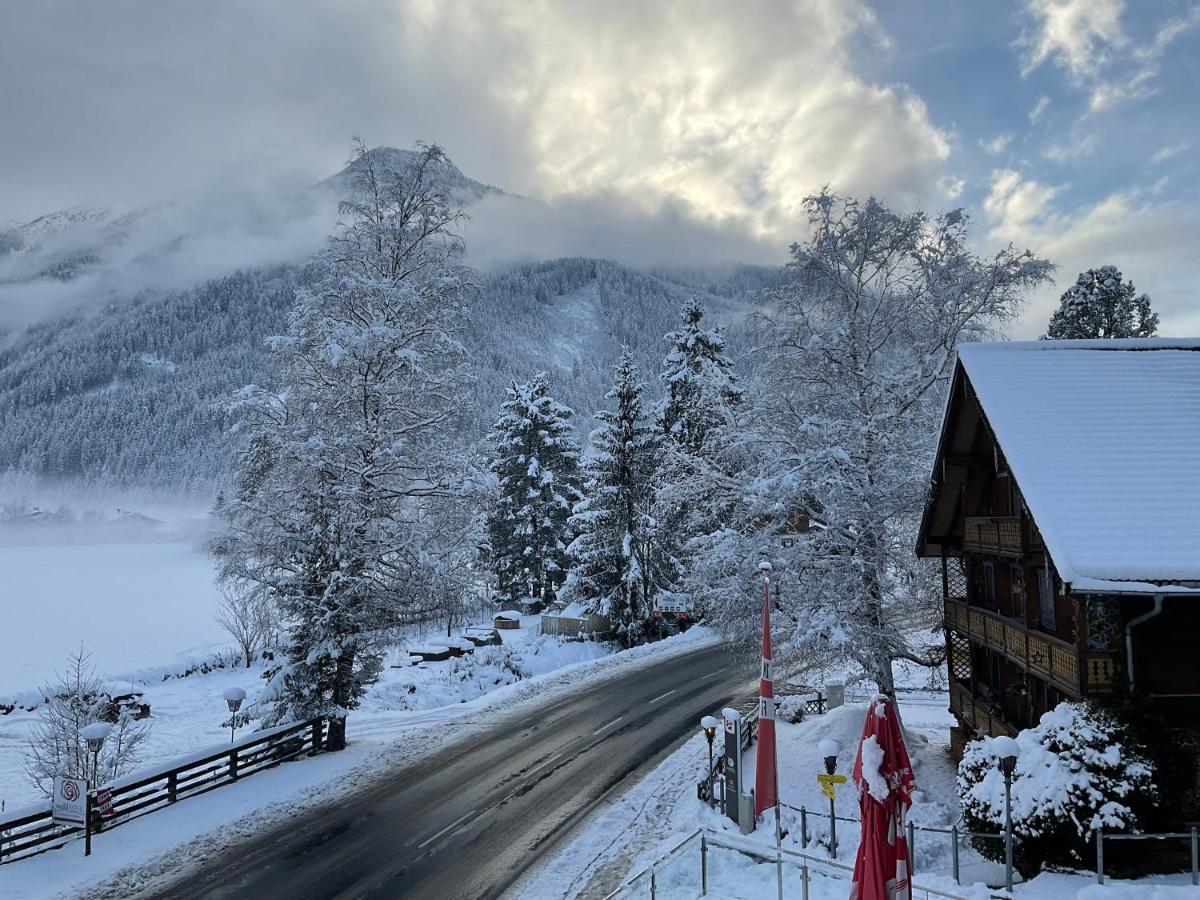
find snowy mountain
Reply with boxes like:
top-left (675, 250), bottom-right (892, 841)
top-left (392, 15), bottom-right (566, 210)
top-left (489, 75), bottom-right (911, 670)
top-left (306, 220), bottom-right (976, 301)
top-left (0, 151), bottom-right (780, 495)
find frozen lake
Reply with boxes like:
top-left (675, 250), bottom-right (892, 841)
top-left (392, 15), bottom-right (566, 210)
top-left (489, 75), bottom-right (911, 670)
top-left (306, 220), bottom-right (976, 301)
top-left (0, 541), bottom-right (224, 691)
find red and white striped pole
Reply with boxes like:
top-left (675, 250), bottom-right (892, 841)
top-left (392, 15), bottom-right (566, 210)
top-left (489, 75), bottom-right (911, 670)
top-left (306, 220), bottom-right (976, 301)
top-left (754, 561), bottom-right (782, 900)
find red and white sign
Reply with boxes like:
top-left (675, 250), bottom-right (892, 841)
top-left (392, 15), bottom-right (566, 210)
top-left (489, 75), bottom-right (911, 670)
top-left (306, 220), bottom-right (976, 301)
top-left (95, 788), bottom-right (114, 817)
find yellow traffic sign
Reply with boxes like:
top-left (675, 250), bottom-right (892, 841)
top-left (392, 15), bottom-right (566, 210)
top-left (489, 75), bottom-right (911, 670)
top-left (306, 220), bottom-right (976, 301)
top-left (816, 773), bottom-right (847, 800)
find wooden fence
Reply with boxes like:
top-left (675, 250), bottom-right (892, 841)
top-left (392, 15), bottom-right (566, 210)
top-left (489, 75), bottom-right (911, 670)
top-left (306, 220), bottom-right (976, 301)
top-left (0, 717), bottom-right (325, 864)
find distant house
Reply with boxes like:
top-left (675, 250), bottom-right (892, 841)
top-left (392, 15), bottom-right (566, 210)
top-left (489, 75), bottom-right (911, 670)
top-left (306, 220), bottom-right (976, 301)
top-left (916, 339), bottom-right (1200, 799)
top-left (541, 602), bottom-right (611, 638)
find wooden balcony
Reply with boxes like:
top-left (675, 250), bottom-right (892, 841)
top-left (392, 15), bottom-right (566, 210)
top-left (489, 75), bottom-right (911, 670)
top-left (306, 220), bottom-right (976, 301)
top-left (949, 680), bottom-right (1018, 737)
top-left (945, 597), bottom-right (1087, 697)
top-left (963, 516), bottom-right (1023, 556)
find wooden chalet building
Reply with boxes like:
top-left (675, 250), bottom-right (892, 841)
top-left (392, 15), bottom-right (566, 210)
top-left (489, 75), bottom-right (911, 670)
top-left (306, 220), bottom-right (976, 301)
top-left (916, 339), bottom-right (1200, 771)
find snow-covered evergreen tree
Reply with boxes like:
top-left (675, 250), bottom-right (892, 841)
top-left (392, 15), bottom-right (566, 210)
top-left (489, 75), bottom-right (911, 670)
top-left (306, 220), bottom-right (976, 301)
top-left (211, 141), bottom-right (473, 749)
top-left (1045, 265), bottom-right (1158, 339)
top-left (705, 192), bottom-right (1051, 694)
top-left (486, 374), bottom-right (583, 606)
top-left (651, 299), bottom-right (743, 612)
top-left (656, 298), bottom-right (742, 452)
top-left (564, 349), bottom-right (663, 643)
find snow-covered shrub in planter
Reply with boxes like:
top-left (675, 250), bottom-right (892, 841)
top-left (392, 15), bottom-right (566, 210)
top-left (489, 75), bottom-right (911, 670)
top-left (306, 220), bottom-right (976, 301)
top-left (957, 701), bottom-right (1157, 877)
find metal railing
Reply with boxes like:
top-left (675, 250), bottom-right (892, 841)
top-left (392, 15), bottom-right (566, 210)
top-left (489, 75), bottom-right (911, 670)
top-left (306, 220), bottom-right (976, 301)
top-left (1096, 828), bottom-right (1200, 886)
top-left (602, 827), bottom-right (970, 899)
top-left (781, 803), bottom-right (1003, 885)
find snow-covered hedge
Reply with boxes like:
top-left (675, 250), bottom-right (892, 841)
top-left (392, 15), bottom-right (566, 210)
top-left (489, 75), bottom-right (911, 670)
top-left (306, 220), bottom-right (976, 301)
top-left (957, 701), bottom-right (1157, 877)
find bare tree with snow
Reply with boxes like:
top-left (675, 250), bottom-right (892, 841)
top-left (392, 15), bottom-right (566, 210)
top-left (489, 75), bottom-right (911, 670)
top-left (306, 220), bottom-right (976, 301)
top-left (215, 586), bottom-right (277, 668)
top-left (701, 191), bottom-right (1052, 695)
top-left (211, 141), bottom-right (474, 749)
top-left (25, 648), bottom-right (152, 796)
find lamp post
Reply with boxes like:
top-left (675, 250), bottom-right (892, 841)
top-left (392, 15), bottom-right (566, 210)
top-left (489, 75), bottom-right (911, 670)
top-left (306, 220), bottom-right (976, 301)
top-left (224, 687), bottom-right (247, 744)
top-left (701, 715), bottom-right (720, 805)
top-left (819, 738), bottom-right (841, 858)
top-left (81, 722), bottom-right (112, 857)
top-left (993, 735), bottom-right (1021, 894)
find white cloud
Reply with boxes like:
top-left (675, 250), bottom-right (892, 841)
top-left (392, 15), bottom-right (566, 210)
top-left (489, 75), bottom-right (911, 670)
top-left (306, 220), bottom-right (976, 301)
top-left (1019, 1), bottom-right (1200, 112)
top-left (937, 175), bottom-right (966, 200)
top-left (1029, 95), bottom-right (1052, 122)
top-left (980, 134), bottom-right (1013, 155)
top-left (1019, 0), bottom-right (1125, 81)
top-left (982, 169), bottom-right (1059, 241)
top-left (1044, 133), bottom-right (1097, 162)
top-left (402, 2), bottom-right (952, 239)
top-left (1151, 143), bottom-right (1190, 165)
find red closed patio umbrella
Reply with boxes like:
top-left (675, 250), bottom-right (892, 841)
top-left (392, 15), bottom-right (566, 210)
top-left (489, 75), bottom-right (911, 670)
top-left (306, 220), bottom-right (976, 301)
top-left (850, 695), bottom-right (916, 900)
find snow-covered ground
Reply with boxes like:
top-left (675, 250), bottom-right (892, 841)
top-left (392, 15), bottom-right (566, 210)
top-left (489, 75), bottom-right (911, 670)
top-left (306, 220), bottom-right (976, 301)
top-left (0, 541), bottom-right (225, 690)
top-left (515, 687), bottom-right (1200, 899)
top-left (0, 626), bottom-right (718, 899)
top-left (0, 609), bottom-right (610, 810)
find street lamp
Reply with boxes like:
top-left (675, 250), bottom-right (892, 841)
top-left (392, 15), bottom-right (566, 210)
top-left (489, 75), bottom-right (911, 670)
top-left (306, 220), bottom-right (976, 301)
top-left (81, 722), bottom-right (112, 787)
top-left (818, 738), bottom-right (841, 858)
top-left (224, 687), bottom-right (247, 744)
top-left (993, 734), bottom-right (1021, 894)
top-left (701, 715), bottom-right (720, 805)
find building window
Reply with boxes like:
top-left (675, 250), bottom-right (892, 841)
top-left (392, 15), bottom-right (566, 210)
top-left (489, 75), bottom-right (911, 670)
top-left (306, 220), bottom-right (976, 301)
top-left (1037, 567), bottom-right (1055, 631)
top-left (1008, 563), bottom-right (1026, 623)
top-left (982, 561), bottom-right (996, 610)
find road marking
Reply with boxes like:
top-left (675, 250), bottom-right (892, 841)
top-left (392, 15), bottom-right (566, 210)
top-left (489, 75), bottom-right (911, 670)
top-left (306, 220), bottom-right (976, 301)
top-left (648, 689), bottom-right (676, 704)
top-left (701, 669), bottom-right (726, 681)
top-left (592, 716), bottom-right (624, 736)
top-left (417, 807), bottom-right (477, 849)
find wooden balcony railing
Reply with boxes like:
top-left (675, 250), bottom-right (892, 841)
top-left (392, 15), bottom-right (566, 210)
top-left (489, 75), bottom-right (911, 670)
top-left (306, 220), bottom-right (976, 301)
top-left (945, 597), bottom-right (1084, 697)
top-left (948, 680), bottom-right (1018, 738)
top-left (963, 516), bottom-right (1023, 556)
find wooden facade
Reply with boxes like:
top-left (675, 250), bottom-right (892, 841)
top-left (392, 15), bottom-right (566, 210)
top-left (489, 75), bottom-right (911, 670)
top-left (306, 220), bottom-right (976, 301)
top-left (918, 363), bottom-right (1200, 776)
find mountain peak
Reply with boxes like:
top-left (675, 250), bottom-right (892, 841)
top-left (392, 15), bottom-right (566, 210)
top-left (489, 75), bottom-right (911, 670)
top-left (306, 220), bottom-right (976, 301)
top-left (319, 145), bottom-right (505, 203)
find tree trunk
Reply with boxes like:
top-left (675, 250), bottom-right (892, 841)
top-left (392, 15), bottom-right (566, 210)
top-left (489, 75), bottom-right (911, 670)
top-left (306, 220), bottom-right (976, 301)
top-left (327, 650), bottom-right (356, 751)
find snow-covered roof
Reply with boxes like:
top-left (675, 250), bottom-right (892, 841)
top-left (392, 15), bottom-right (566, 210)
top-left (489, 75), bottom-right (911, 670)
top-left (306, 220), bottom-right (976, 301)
top-left (956, 339), bottom-right (1200, 593)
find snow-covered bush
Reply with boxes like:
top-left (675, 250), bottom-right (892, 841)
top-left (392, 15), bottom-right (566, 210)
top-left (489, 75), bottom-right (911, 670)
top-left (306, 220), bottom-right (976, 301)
top-left (958, 701), bottom-right (1157, 877)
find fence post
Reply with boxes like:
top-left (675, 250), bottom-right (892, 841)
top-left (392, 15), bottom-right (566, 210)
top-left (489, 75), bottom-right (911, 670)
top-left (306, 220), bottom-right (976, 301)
top-left (311, 718), bottom-right (324, 754)
top-left (650, 865), bottom-right (656, 900)
top-left (800, 806), bottom-right (808, 848)
top-left (907, 820), bottom-right (916, 869)
top-left (701, 832), bottom-right (708, 896)
top-left (802, 862), bottom-right (810, 900)
top-left (951, 825), bottom-right (960, 884)
top-left (230, 746), bottom-right (239, 781)
top-left (1191, 826), bottom-right (1198, 887)
top-left (167, 771), bottom-right (177, 803)
top-left (1095, 829), bottom-right (1104, 884)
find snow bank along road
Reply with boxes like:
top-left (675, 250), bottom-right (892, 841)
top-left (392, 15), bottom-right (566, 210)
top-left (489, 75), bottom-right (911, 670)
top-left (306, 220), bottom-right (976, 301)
top-left (148, 643), bottom-right (755, 900)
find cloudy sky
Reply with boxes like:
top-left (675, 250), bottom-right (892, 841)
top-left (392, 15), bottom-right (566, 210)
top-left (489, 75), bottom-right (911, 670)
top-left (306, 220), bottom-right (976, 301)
top-left (2, 0), bottom-right (1198, 336)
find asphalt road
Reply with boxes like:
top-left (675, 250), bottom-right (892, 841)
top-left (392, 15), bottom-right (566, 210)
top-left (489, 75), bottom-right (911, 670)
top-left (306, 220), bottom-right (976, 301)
top-left (151, 642), bottom-right (756, 900)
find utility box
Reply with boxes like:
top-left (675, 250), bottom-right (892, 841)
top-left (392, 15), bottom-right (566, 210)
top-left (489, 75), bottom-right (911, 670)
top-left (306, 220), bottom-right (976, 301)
top-left (721, 707), bottom-right (742, 824)
top-left (738, 792), bottom-right (755, 835)
top-left (825, 683), bottom-right (845, 710)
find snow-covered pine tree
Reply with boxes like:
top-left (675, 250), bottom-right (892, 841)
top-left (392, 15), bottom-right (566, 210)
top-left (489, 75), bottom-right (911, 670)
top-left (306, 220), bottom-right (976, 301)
top-left (486, 374), bottom-right (583, 607)
top-left (721, 191), bottom-right (1051, 695)
top-left (211, 141), bottom-right (473, 749)
top-left (1045, 265), bottom-right (1158, 339)
top-left (657, 298), bottom-right (742, 452)
top-left (652, 299), bottom-right (743, 614)
top-left (564, 349), bottom-right (663, 644)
